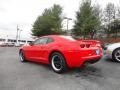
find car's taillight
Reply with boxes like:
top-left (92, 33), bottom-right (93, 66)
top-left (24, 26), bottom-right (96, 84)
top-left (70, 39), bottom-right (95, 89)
top-left (86, 44), bottom-right (90, 48)
top-left (80, 44), bottom-right (91, 48)
top-left (80, 44), bottom-right (85, 48)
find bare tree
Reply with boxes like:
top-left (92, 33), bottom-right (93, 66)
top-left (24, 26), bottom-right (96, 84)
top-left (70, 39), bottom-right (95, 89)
top-left (104, 3), bottom-right (115, 38)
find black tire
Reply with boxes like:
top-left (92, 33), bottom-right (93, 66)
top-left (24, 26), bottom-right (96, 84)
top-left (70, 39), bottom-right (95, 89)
top-left (50, 52), bottom-right (67, 73)
top-left (112, 48), bottom-right (120, 62)
top-left (19, 50), bottom-right (27, 62)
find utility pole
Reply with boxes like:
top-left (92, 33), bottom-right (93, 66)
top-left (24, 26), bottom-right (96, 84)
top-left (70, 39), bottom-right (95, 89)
top-left (64, 17), bottom-right (72, 35)
top-left (16, 25), bottom-right (19, 44)
top-left (5, 35), bottom-right (8, 43)
top-left (19, 29), bottom-right (22, 45)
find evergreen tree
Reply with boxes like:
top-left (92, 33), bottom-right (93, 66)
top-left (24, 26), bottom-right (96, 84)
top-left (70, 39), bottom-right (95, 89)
top-left (73, 0), bottom-right (101, 39)
top-left (32, 4), bottom-right (63, 36)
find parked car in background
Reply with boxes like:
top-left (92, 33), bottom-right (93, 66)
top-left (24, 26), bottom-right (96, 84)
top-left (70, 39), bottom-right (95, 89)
top-left (0, 42), bottom-right (14, 47)
top-left (105, 42), bottom-right (120, 62)
top-left (14, 43), bottom-right (25, 47)
top-left (19, 35), bottom-right (103, 73)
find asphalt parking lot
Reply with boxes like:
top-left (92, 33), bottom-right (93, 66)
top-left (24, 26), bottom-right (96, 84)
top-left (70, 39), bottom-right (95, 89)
top-left (0, 47), bottom-right (120, 90)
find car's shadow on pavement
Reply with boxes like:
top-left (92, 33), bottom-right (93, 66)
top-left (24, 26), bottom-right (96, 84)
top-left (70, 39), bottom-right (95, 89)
top-left (24, 61), bottom-right (102, 74)
top-left (23, 60), bottom-right (109, 85)
top-left (23, 61), bottom-right (52, 70)
top-left (25, 61), bottom-right (103, 75)
top-left (23, 60), bottom-right (105, 83)
top-left (66, 65), bottom-right (104, 79)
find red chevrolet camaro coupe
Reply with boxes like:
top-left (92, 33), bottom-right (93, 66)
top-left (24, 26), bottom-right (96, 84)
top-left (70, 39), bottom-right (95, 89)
top-left (19, 35), bottom-right (103, 73)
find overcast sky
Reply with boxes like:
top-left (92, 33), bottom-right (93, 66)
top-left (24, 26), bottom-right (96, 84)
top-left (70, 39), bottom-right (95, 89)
top-left (0, 0), bottom-right (119, 39)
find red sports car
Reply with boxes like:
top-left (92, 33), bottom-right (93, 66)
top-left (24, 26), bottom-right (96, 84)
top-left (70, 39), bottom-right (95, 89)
top-left (19, 35), bottom-right (103, 73)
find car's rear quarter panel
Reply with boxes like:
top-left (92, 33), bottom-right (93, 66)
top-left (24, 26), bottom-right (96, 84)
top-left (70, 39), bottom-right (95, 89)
top-left (62, 47), bottom-right (102, 68)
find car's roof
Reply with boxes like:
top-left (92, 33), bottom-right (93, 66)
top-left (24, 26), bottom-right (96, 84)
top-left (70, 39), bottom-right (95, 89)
top-left (42, 35), bottom-right (75, 41)
top-left (42, 35), bottom-right (65, 37)
top-left (41, 35), bottom-right (72, 38)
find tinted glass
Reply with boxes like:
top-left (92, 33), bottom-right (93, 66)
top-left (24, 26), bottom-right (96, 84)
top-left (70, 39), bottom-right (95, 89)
top-left (34, 38), bottom-right (48, 45)
top-left (34, 39), bottom-right (41, 45)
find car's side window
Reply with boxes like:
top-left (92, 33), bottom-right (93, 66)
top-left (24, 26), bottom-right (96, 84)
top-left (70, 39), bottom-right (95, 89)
top-left (34, 38), bottom-right (48, 45)
top-left (33, 37), bottom-right (54, 45)
top-left (33, 38), bottom-right (41, 45)
top-left (39, 38), bottom-right (48, 44)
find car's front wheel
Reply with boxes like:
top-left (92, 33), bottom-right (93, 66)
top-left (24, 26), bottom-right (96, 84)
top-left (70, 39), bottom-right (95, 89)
top-left (112, 48), bottom-right (120, 62)
top-left (50, 52), bottom-right (67, 73)
top-left (19, 50), bottom-right (27, 62)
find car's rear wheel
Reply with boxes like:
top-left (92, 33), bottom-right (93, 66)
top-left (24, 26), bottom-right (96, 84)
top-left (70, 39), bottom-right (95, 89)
top-left (50, 52), bottom-right (67, 73)
top-left (112, 48), bottom-right (120, 62)
top-left (19, 50), bottom-right (26, 62)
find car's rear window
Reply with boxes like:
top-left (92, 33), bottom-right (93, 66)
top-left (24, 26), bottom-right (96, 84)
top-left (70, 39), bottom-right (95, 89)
top-left (59, 36), bottom-right (76, 41)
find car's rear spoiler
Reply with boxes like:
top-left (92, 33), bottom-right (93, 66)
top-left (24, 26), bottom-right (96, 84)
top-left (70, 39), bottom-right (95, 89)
top-left (76, 39), bottom-right (101, 47)
top-left (77, 39), bottom-right (100, 43)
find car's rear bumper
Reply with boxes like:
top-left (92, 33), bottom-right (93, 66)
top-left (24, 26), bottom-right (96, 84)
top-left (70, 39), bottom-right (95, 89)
top-left (81, 55), bottom-right (101, 64)
top-left (64, 48), bottom-right (103, 68)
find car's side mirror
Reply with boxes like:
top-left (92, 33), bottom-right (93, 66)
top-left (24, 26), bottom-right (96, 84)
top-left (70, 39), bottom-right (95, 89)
top-left (29, 42), bottom-right (34, 46)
